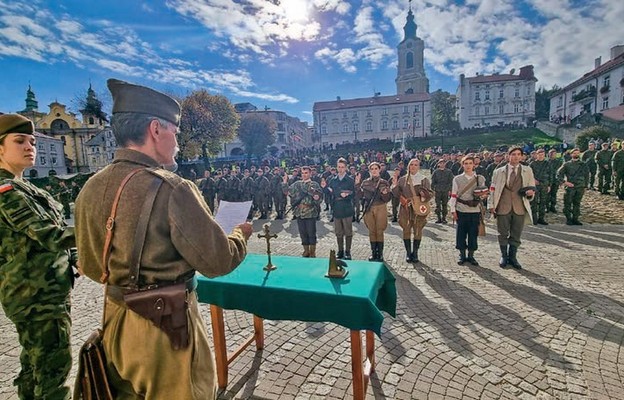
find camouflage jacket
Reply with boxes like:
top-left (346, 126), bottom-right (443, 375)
top-left (430, 168), bottom-right (454, 192)
top-left (548, 158), bottom-right (563, 183)
top-left (0, 169), bottom-right (75, 322)
top-left (285, 179), bottom-right (322, 219)
top-left (581, 149), bottom-right (596, 167)
top-left (529, 159), bottom-right (551, 186)
top-left (254, 176), bottom-right (271, 198)
top-left (612, 149), bottom-right (624, 173)
top-left (595, 150), bottom-right (613, 169)
top-left (557, 159), bottom-right (590, 187)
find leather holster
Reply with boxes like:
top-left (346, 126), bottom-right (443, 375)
top-left (123, 283), bottom-right (189, 350)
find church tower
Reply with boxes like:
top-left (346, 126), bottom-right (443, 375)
top-left (395, 4), bottom-right (429, 95)
top-left (80, 83), bottom-right (107, 128)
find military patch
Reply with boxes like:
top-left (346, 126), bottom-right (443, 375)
top-left (0, 183), bottom-right (14, 194)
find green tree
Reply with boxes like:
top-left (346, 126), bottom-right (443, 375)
top-left (430, 90), bottom-right (459, 135)
top-left (237, 113), bottom-right (276, 162)
top-left (576, 126), bottom-right (611, 151)
top-left (535, 85), bottom-right (559, 120)
top-left (178, 90), bottom-right (240, 159)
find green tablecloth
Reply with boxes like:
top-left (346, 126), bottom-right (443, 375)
top-left (196, 254), bottom-right (396, 337)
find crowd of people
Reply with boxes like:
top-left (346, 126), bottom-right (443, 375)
top-left (1, 75), bottom-right (623, 399)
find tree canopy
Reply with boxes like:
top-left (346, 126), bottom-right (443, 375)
top-left (430, 89), bottom-right (460, 134)
top-left (178, 90), bottom-right (240, 159)
top-left (576, 126), bottom-right (611, 151)
top-left (535, 85), bottom-right (560, 120)
top-left (237, 113), bottom-right (276, 161)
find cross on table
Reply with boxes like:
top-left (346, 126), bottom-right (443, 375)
top-left (257, 224), bottom-right (278, 271)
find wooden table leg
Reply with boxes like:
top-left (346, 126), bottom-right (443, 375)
top-left (350, 330), bottom-right (364, 400)
top-left (253, 315), bottom-right (264, 350)
top-left (365, 330), bottom-right (375, 374)
top-left (210, 305), bottom-right (228, 389)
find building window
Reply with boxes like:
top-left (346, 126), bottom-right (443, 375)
top-left (485, 106), bottom-right (489, 115)
top-left (514, 86), bottom-right (520, 98)
top-left (485, 90), bottom-right (490, 100)
top-left (343, 112), bottom-right (347, 118)
top-left (514, 103), bottom-right (520, 113)
top-left (39, 156), bottom-right (46, 165)
top-left (382, 120), bottom-right (388, 130)
top-left (51, 156), bottom-right (57, 165)
top-left (558, 96), bottom-right (563, 107)
top-left (414, 105), bottom-right (420, 113)
top-left (474, 91), bottom-right (480, 101)
top-left (392, 120), bottom-right (399, 130)
top-left (602, 97), bottom-right (609, 110)
top-left (499, 104), bottom-right (504, 114)
top-left (406, 52), bottom-right (414, 69)
top-left (499, 88), bottom-right (504, 98)
top-left (352, 122), bottom-right (359, 132)
top-left (382, 108), bottom-right (388, 116)
top-left (403, 120), bottom-right (409, 129)
top-left (352, 112), bottom-right (357, 118)
top-left (414, 119), bottom-right (420, 127)
top-left (322, 126), bottom-right (327, 135)
top-left (278, 133), bottom-right (285, 142)
top-left (277, 123), bottom-right (284, 131)
top-left (403, 106), bottom-right (409, 113)
top-left (366, 121), bottom-right (372, 131)
top-left (604, 75), bottom-right (610, 87)
top-left (366, 111), bottom-right (372, 117)
top-left (475, 107), bottom-right (480, 116)
top-left (38, 143), bottom-right (45, 151)
top-left (526, 86), bottom-right (531, 96)
top-left (343, 123), bottom-right (348, 133)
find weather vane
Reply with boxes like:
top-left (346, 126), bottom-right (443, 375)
top-left (257, 224), bottom-right (278, 271)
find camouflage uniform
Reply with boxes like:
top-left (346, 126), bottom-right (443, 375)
top-left (581, 148), bottom-right (597, 189)
top-left (547, 156), bottom-right (563, 212)
top-left (529, 158), bottom-right (551, 223)
top-left (613, 148), bottom-right (624, 200)
top-left (595, 147), bottom-right (613, 194)
top-left (430, 167), bottom-right (454, 222)
top-left (254, 173), bottom-right (271, 219)
top-left (557, 158), bottom-right (590, 224)
top-left (198, 175), bottom-right (216, 212)
top-left (0, 169), bottom-right (75, 400)
top-left (270, 171), bottom-right (287, 219)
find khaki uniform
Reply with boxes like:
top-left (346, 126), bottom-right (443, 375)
top-left (75, 149), bottom-right (248, 400)
top-left (391, 174), bottom-right (431, 240)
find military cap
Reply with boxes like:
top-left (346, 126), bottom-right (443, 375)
top-left (0, 114), bottom-right (34, 141)
top-left (107, 78), bottom-right (181, 126)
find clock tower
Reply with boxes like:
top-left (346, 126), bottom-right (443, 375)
top-left (395, 5), bottom-right (429, 95)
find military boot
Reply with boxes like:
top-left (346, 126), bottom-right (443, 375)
top-left (368, 242), bottom-right (377, 261)
top-left (344, 236), bottom-right (353, 260)
top-left (466, 250), bottom-right (479, 266)
top-left (403, 239), bottom-right (412, 262)
top-left (412, 239), bottom-right (421, 263)
top-left (377, 242), bottom-right (385, 261)
top-left (302, 245), bottom-right (310, 258)
top-left (435, 212), bottom-right (443, 224)
top-left (457, 249), bottom-right (467, 265)
top-left (508, 245), bottom-right (522, 269)
top-left (499, 245), bottom-right (509, 268)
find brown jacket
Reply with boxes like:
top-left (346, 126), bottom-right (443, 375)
top-left (75, 149), bottom-right (248, 287)
top-left (391, 174), bottom-right (432, 227)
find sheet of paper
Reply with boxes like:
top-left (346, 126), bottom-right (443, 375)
top-left (214, 200), bottom-right (252, 234)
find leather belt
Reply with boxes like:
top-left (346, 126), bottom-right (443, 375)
top-left (107, 276), bottom-right (197, 302)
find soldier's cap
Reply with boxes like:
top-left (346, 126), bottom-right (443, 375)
top-left (548, 148), bottom-right (557, 153)
top-left (602, 142), bottom-right (609, 147)
top-left (107, 78), bottom-right (180, 126)
top-left (0, 114), bottom-right (34, 141)
top-left (536, 148), bottom-right (545, 153)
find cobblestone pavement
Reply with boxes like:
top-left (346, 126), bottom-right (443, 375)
top-left (2, 213), bottom-right (624, 400)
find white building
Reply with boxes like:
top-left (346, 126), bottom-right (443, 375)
top-left (24, 132), bottom-right (67, 178)
top-left (84, 128), bottom-right (117, 172)
top-left (221, 105), bottom-right (310, 157)
top-left (549, 45), bottom-right (624, 124)
top-left (313, 6), bottom-right (431, 148)
top-left (456, 65), bottom-right (537, 129)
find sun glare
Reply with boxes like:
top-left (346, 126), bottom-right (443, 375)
top-left (280, 0), bottom-right (309, 22)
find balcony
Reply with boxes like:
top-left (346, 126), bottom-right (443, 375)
top-left (572, 86), bottom-right (596, 102)
top-left (600, 85), bottom-right (610, 94)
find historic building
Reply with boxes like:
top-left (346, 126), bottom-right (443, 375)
top-left (84, 128), bottom-right (116, 171)
top-left (456, 65), bottom-right (538, 129)
top-left (220, 104), bottom-right (310, 158)
top-left (24, 132), bottom-right (67, 178)
top-left (313, 6), bottom-right (431, 147)
top-left (17, 84), bottom-right (114, 173)
top-left (549, 45), bottom-right (624, 126)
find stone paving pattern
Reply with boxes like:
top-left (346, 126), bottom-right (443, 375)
top-left (1, 212), bottom-right (623, 399)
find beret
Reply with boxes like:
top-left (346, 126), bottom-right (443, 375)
top-left (0, 114), bottom-right (34, 140)
top-left (107, 78), bottom-right (181, 126)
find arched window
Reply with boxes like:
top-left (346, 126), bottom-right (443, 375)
top-left (406, 52), bottom-right (414, 69)
top-left (366, 121), bottom-right (372, 131)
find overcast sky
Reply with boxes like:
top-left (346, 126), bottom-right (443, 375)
top-left (1, 0), bottom-right (622, 123)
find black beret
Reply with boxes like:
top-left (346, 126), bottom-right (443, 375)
top-left (0, 114), bottom-right (34, 140)
top-left (107, 78), bottom-right (180, 126)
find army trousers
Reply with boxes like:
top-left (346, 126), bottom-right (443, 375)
top-left (531, 185), bottom-right (549, 220)
top-left (363, 203), bottom-right (388, 242)
top-left (434, 191), bottom-right (450, 217)
top-left (548, 184), bottom-right (559, 210)
top-left (400, 215), bottom-right (427, 240)
top-left (563, 186), bottom-right (585, 221)
top-left (103, 292), bottom-right (217, 400)
top-left (13, 315), bottom-right (72, 400)
top-left (614, 172), bottom-right (624, 198)
top-left (597, 168), bottom-right (612, 192)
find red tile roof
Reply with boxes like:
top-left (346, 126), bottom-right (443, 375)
top-left (601, 104), bottom-right (624, 122)
top-left (467, 74), bottom-right (525, 84)
top-left (313, 93), bottom-right (430, 112)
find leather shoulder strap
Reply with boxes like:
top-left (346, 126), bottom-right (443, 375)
top-left (100, 169), bottom-right (142, 283)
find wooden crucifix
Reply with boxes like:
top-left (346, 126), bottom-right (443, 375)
top-left (257, 224), bottom-right (277, 271)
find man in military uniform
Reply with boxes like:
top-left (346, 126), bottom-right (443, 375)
top-left (254, 168), bottom-right (271, 219)
top-left (547, 149), bottom-right (563, 213)
top-left (198, 170), bottom-right (217, 212)
top-left (581, 142), bottom-right (597, 190)
top-left (0, 114), bottom-right (76, 400)
top-left (613, 143), bottom-right (624, 200)
top-left (74, 79), bottom-right (253, 399)
top-left (271, 166), bottom-right (287, 219)
top-left (485, 152), bottom-right (504, 187)
top-left (529, 148), bottom-right (551, 225)
top-left (430, 159), bottom-right (454, 223)
top-left (557, 148), bottom-right (590, 225)
top-left (595, 142), bottom-right (613, 194)
top-left (283, 166), bottom-right (323, 257)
